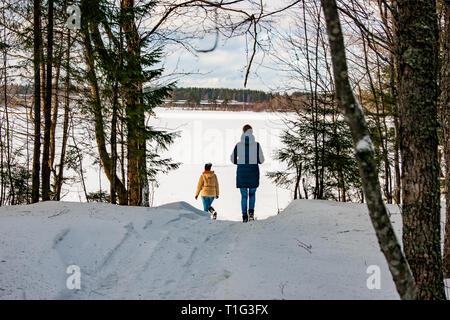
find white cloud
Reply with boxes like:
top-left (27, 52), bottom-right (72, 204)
top-left (161, 36), bottom-right (283, 91)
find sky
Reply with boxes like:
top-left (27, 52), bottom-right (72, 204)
top-left (161, 36), bottom-right (283, 92)
top-left (154, 1), bottom-right (299, 93)
top-left (152, 0), bottom-right (370, 95)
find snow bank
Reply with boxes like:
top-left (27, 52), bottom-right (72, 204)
top-left (356, 135), bottom-right (375, 153)
top-left (0, 200), bottom-right (406, 299)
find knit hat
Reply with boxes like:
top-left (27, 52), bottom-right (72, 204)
top-left (243, 124), bottom-right (252, 132)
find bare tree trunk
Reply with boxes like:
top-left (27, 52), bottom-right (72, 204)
top-left (41, 0), bottom-right (53, 201)
top-left (122, 0), bottom-right (145, 206)
top-left (441, 0), bottom-right (450, 279)
top-left (302, 0), bottom-right (320, 200)
top-left (54, 31), bottom-right (72, 201)
top-left (320, 107), bottom-right (325, 199)
top-left (338, 169), bottom-right (346, 202)
top-left (71, 120), bottom-right (89, 202)
top-left (2, 20), bottom-right (14, 205)
top-left (141, 134), bottom-right (149, 207)
top-left (40, 56), bottom-right (45, 114)
top-left (302, 178), bottom-right (308, 199)
top-left (121, 110), bottom-right (126, 191)
top-left (294, 164), bottom-right (302, 200)
top-left (0, 95), bottom-right (3, 206)
top-left (80, 11), bottom-right (128, 204)
top-left (49, 36), bottom-right (64, 180)
top-left (394, 0), bottom-right (446, 299)
top-left (321, 0), bottom-right (417, 300)
top-left (31, 0), bottom-right (42, 204)
top-left (141, 105), bottom-right (149, 207)
top-left (25, 86), bottom-right (31, 204)
top-left (110, 80), bottom-right (118, 204)
top-left (110, 25), bottom-right (123, 205)
top-left (390, 54), bottom-right (402, 205)
top-left (377, 0), bottom-right (401, 205)
top-left (376, 54), bottom-right (393, 204)
top-left (361, 35), bottom-right (391, 204)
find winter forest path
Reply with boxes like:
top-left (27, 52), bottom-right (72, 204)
top-left (0, 200), bottom-right (405, 299)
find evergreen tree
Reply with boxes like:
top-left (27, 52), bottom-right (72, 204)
top-left (80, 0), bottom-right (178, 206)
top-left (268, 98), bottom-right (360, 202)
top-left (266, 130), bottom-right (304, 200)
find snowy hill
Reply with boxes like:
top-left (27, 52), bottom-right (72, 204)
top-left (0, 200), bottom-right (404, 299)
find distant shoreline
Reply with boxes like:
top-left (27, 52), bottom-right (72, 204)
top-left (156, 104), bottom-right (292, 113)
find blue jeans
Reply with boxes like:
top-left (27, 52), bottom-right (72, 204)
top-left (240, 188), bottom-right (256, 216)
top-left (202, 196), bottom-right (215, 212)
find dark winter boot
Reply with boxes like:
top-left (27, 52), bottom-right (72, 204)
top-left (248, 209), bottom-right (255, 221)
top-left (208, 207), bottom-right (217, 220)
top-left (242, 215), bottom-right (248, 223)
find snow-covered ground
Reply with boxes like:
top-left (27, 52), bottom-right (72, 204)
top-left (0, 199), bottom-right (415, 300)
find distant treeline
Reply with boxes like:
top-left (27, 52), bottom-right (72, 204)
top-left (157, 87), bottom-right (312, 112)
top-left (3, 84), bottom-right (311, 112)
top-left (168, 87), bottom-right (273, 103)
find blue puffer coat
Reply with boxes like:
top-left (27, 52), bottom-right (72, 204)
top-left (230, 129), bottom-right (265, 188)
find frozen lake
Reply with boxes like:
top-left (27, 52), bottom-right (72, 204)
top-left (64, 108), bottom-right (293, 221)
top-left (149, 108), bottom-right (292, 221)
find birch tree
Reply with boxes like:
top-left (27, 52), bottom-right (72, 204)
top-left (320, 0), bottom-right (417, 299)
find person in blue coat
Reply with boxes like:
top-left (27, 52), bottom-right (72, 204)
top-left (230, 124), bottom-right (265, 222)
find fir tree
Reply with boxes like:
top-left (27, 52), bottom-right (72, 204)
top-left (80, 0), bottom-right (178, 206)
top-left (268, 98), bottom-right (360, 202)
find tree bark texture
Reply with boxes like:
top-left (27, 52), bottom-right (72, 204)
top-left (394, 0), bottom-right (446, 299)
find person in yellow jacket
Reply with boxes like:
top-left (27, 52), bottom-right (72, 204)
top-left (195, 163), bottom-right (219, 219)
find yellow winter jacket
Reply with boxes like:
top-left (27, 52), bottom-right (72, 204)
top-left (195, 171), bottom-right (219, 197)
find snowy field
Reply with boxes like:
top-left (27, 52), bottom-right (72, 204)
top-left (0, 199), bottom-right (410, 300)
